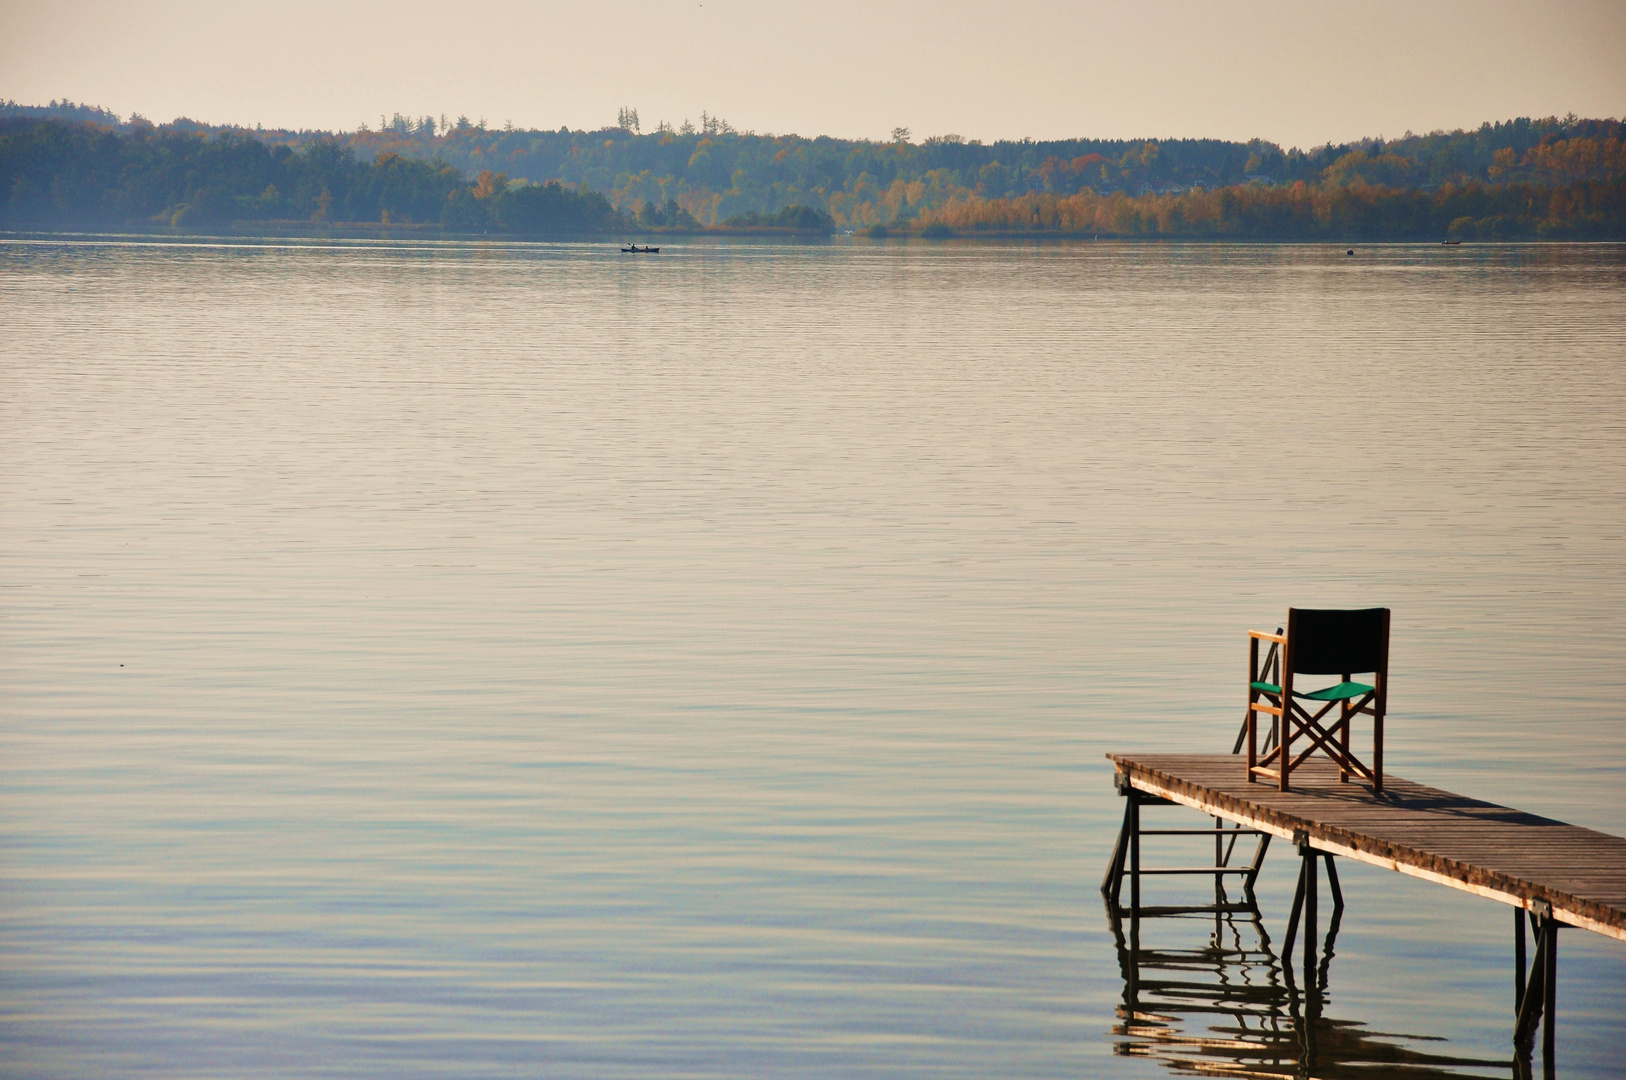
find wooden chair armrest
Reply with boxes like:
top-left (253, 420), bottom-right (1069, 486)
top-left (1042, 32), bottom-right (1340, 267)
top-left (1248, 630), bottom-right (1287, 644)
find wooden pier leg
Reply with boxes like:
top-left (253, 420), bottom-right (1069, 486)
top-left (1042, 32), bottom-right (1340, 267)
top-left (1244, 833), bottom-right (1271, 894)
top-left (1514, 904), bottom-right (1549, 1049)
top-left (1542, 914), bottom-right (1556, 1077)
top-left (1514, 941), bottom-right (1544, 1045)
top-left (1102, 796), bottom-right (1132, 901)
top-left (1302, 842), bottom-right (1318, 986)
top-left (1515, 907), bottom-right (1526, 1015)
top-left (1322, 853), bottom-right (1343, 911)
top-left (1129, 792), bottom-right (1141, 917)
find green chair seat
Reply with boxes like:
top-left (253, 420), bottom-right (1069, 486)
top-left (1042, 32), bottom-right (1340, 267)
top-left (1251, 680), bottom-right (1374, 702)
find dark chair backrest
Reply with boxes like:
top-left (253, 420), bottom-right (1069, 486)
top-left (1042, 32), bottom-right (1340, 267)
top-left (1287, 608), bottom-right (1389, 675)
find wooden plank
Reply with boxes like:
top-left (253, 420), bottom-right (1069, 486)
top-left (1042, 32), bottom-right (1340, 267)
top-left (1108, 753), bottom-right (1626, 942)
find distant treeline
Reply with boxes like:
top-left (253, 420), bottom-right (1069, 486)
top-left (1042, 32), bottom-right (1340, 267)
top-left (1, 100), bottom-right (1623, 238)
top-left (216, 108), bottom-right (1626, 230)
top-left (236, 107), bottom-right (1626, 230)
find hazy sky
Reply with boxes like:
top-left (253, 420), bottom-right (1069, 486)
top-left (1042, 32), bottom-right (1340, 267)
top-left (3, 0), bottom-right (1623, 147)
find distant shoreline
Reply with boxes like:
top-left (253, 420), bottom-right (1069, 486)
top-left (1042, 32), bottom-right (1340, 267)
top-left (6, 112), bottom-right (1622, 242)
top-left (7, 226), bottom-right (1621, 247)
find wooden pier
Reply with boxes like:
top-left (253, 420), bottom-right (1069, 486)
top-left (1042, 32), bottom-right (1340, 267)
top-left (1107, 754), bottom-right (1626, 941)
top-left (1102, 753), bottom-right (1626, 1071)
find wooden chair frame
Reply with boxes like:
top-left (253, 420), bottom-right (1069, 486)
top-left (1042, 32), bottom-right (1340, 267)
top-left (1245, 609), bottom-right (1389, 792)
top-left (1232, 628), bottom-right (1281, 757)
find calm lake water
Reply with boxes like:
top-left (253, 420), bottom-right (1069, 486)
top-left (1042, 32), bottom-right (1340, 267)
top-left (2, 236), bottom-right (1623, 1078)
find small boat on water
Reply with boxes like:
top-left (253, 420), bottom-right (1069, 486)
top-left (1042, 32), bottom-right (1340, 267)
top-left (1442, 239), bottom-right (1463, 245)
top-left (620, 245), bottom-right (661, 254)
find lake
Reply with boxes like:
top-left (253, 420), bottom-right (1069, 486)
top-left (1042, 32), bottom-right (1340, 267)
top-left (2, 236), bottom-right (1623, 1078)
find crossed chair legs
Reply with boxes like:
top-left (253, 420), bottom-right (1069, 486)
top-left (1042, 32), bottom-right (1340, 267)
top-left (1250, 690), bottom-right (1381, 791)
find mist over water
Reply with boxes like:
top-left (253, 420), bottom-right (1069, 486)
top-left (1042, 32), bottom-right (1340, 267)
top-left (2, 236), bottom-right (1623, 1078)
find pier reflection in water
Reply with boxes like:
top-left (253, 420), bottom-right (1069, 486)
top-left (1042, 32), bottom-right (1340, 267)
top-left (1106, 862), bottom-right (1512, 1077)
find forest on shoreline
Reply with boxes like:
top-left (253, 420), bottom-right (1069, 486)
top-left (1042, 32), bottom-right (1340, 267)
top-left (2, 101), bottom-right (1623, 239)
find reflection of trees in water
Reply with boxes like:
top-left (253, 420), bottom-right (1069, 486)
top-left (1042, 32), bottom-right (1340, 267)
top-left (1106, 895), bottom-right (1511, 1079)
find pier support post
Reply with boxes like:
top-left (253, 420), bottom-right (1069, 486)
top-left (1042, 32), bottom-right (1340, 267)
top-left (1301, 837), bottom-right (1318, 986)
top-left (1102, 767), bottom-right (1271, 916)
top-left (1514, 911), bottom-right (1545, 1044)
top-left (1542, 910), bottom-right (1556, 1076)
top-left (1514, 907), bottom-right (1526, 1015)
top-left (1322, 852), bottom-right (1343, 911)
top-left (1283, 831), bottom-right (1343, 967)
top-left (1514, 900), bottom-right (1558, 1072)
top-left (1244, 832), bottom-right (1271, 893)
top-left (1101, 790), bottom-right (1132, 903)
top-left (1129, 791), bottom-right (1142, 916)
top-left (1215, 817), bottom-right (1225, 909)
